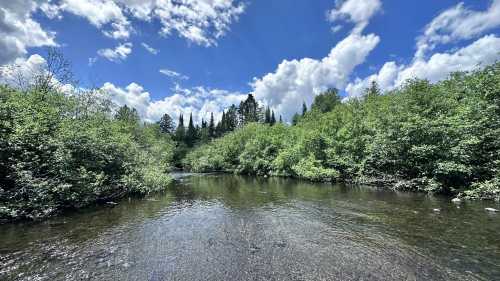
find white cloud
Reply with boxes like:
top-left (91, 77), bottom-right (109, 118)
top-left (252, 33), bottom-right (380, 120)
top-left (97, 42), bottom-right (133, 62)
top-left (153, 0), bottom-right (246, 46)
top-left (346, 35), bottom-right (500, 98)
top-left (141, 42), bottom-right (159, 55)
top-left (398, 35), bottom-right (500, 85)
top-left (101, 82), bottom-right (245, 124)
top-left (56, 0), bottom-right (132, 39)
top-left (159, 68), bottom-right (189, 80)
top-left (416, 0), bottom-right (500, 59)
top-left (0, 1), bottom-right (57, 65)
top-left (327, 0), bottom-right (382, 33)
top-left (345, 61), bottom-right (402, 98)
top-left (0, 53), bottom-right (75, 93)
top-left (0, 54), bottom-right (47, 86)
top-left (42, 0), bottom-right (246, 46)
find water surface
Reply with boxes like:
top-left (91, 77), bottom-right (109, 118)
top-left (1, 174), bottom-right (499, 280)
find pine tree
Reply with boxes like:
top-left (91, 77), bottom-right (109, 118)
top-left (158, 113), bottom-right (174, 134)
top-left (208, 112), bottom-right (216, 139)
top-left (238, 94), bottom-right (259, 125)
top-left (302, 102), bottom-right (307, 116)
top-left (174, 113), bottom-right (185, 143)
top-left (115, 105), bottom-right (139, 124)
top-left (366, 80), bottom-right (381, 99)
top-left (199, 118), bottom-right (210, 143)
top-left (270, 110), bottom-right (276, 125)
top-left (264, 106), bottom-right (271, 124)
top-left (226, 104), bottom-right (238, 131)
top-left (279, 115), bottom-right (283, 123)
top-left (186, 113), bottom-right (197, 147)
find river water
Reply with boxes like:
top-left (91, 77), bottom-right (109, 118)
top-left (1, 173), bottom-right (499, 281)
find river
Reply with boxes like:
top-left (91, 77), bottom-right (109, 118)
top-left (1, 173), bottom-right (499, 280)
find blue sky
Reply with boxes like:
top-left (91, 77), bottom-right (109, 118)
top-left (1, 0), bottom-right (500, 122)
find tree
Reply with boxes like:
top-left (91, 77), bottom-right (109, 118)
top-left (209, 112), bottom-right (216, 138)
top-left (115, 105), bottom-right (139, 124)
top-left (311, 88), bottom-right (341, 113)
top-left (158, 113), bottom-right (174, 134)
top-left (174, 114), bottom-right (185, 143)
top-left (185, 113), bottom-right (198, 147)
top-left (199, 118), bottom-right (211, 144)
top-left (238, 94), bottom-right (260, 125)
top-left (365, 80), bottom-right (381, 99)
top-left (302, 102), bottom-right (308, 116)
top-left (264, 106), bottom-right (271, 124)
top-left (270, 110), bottom-right (276, 125)
top-left (279, 115), bottom-right (283, 123)
top-left (226, 104), bottom-right (239, 131)
top-left (7, 47), bottom-right (76, 93)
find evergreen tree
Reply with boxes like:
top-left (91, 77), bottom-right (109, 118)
top-left (158, 113), bottom-right (174, 134)
top-left (174, 113), bottom-right (185, 143)
top-left (279, 115), bottom-right (283, 123)
top-left (270, 110), bottom-right (276, 125)
top-left (226, 104), bottom-right (238, 131)
top-left (115, 105), bottom-right (139, 124)
top-left (218, 111), bottom-right (227, 135)
top-left (365, 80), bottom-right (381, 99)
top-left (238, 94), bottom-right (260, 125)
top-left (264, 106), bottom-right (271, 124)
top-left (185, 113), bottom-right (197, 147)
top-left (209, 112), bottom-right (216, 138)
top-left (199, 118), bottom-right (210, 144)
top-left (302, 102), bottom-right (307, 116)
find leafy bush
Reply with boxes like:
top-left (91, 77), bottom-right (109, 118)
top-left (183, 63), bottom-right (500, 198)
top-left (0, 87), bottom-right (175, 221)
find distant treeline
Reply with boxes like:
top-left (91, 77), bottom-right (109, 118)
top-left (183, 63), bottom-right (500, 200)
top-left (158, 93), bottom-right (284, 165)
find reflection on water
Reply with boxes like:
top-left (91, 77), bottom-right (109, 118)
top-left (0, 174), bottom-right (499, 280)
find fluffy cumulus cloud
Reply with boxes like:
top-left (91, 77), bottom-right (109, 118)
top-left (346, 35), bottom-right (500, 97)
top-left (48, 0), bottom-right (132, 39)
top-left (101, 82), bottom-right (245, 124)
top-left (252, 33), bottom-right (379, 120)
top-left (151, 0), bottom-right (246, 46)
top-left (345, 1), bottom-right (500, 99)
top-left (0, 54), bottom-right (47, 86)
top-left (0, 1), bottom-right (57, 65)
top-left (416, 0), bottom-right (500, 59)
top-left (40, 0), bottom-right (245, 46)
top-left (97, 42), bottom-right (133, 62)
top-left (247, 0), bottom-right (382, 120)
top-left (0, 54), bottom-right (74, 93)
top-left (327, 0), bottom-right (382, 33)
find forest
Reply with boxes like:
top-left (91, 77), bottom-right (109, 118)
top-left (1, 52), bottom-right (499, 222)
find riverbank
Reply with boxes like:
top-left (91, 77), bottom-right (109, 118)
top-left (182, 64), bottom-right (500, 202)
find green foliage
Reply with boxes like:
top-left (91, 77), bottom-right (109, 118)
top-left (311, 88), bottom-right (341, 113)
top-left (0, 87), bottom-right (174, 222)
top-left (158, 113), bottom-right (174, 134)
top-left (183, 63), bottom-right (500, 199)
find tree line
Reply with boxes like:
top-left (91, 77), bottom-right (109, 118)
top-left (183, 63), bottom-right (500, 201)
